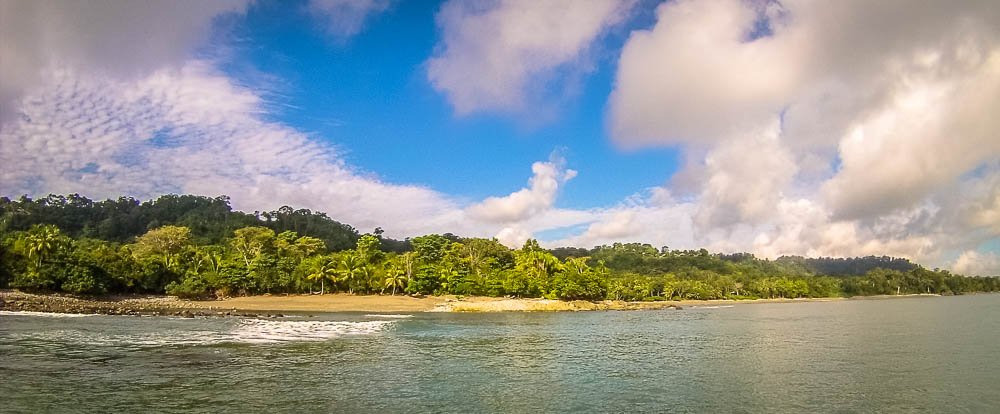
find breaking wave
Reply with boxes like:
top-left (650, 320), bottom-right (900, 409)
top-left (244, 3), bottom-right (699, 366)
top-left (5, 317), bottom-right (398, 347)
top-left (1, 310), bottom-right (99, 318)
top-left (230, 319), bottom-right (395, 344)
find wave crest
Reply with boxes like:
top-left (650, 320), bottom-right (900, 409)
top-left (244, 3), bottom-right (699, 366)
top-left (230, 319), bottom-right (395, 343)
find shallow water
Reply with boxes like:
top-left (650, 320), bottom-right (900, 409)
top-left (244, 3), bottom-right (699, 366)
top-left (2, 295), bottom-right (999, 413)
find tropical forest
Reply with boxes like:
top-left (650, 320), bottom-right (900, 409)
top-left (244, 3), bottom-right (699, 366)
top-left (2, 194), bottom-right (997, 300)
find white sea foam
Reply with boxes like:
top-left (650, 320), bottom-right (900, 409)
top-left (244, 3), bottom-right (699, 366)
top-left (229, 319), bottom-right (395, 344)
top-left (364, 314), bottom-right (414, 319)
top-left (1, 310), bottom-right (98, 318)
top-left (6, 315), bottom-right (397, 346)
top-left (694, 305), bottom-right (735, 309)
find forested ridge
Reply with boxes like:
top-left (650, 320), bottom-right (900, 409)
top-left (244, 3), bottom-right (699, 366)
top-left (2, 194), bottom-right (998, 300)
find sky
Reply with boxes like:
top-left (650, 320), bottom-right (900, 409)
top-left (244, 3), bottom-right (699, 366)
top-left (1, 0), bottom-right (998, 275)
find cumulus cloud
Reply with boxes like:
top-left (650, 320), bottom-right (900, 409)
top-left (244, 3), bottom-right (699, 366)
top-left (495, 226), bottom-right (533, 248)
top-left (590, 0), bottom-right (1000, 268)
top-left (692, 121), bottom-right (797, 228)
top-left (427, 0), bottom-right (636, 115)
top-left (609, 0), bottom-right (795, 144)
top-left (610, 0), bottom-right (1000, 149)
top-left (821, 52), bottom-right (1000, 219)
top-left (465, 155), bottom-right (577, 223)
top-left (308, 0), bottom-right (392, 40)
top-left (953, 251), bottom-right (1000, 276)
top-left (0, 0), bottom-right (249, 123)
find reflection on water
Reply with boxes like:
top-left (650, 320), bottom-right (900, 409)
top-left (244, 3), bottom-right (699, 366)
top-left (2, 295), bottom-right (998, 413)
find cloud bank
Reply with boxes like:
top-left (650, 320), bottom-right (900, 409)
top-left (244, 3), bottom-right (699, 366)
top-left (592, 0), bottom-right (1000, 274)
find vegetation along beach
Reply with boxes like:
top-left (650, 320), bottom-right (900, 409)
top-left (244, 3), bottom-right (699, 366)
top-left (2, 194), bottom-right (997, 316)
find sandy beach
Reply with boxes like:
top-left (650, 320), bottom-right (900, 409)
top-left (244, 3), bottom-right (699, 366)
top-left (192, 293), bottom-right (447, 313)
top-left (0, 289), bottom-right (890, 315)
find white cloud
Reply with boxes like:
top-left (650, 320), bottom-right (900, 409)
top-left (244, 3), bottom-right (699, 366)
top-left (609, 0), bottom-right (796, 146)
top-left (692, 120), bottom-right (797, 228)
top-left (495, 226), bottom-right (533, 248)
top-left (465, 155), bottom-right (576, 223)
top-left (0, 0), bottom-right (249, 123)
top-left (610, 0), bottom-right (1000, 150)
top-left (2, 0), bottom-right (997, 275)
top-left (953, 251), bottom-right (1000, 276)
top-left (821, 51), bottom-right (1000, 219)
top-left (587, 0), bottom-right (1000, 268)
top-left (0, 61), bottom-right (599, 245)
top-left (308, 0), bottom-right (392, 40)
top-left (0, 63), bottom-right (462, 237)
top-left (427, 0), bottom-right (636, 115)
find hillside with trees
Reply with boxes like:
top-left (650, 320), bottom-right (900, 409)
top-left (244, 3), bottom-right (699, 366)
top-left (2, 194), bottom-right (997, 300)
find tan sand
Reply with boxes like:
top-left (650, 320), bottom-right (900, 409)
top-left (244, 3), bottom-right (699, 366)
top-left (7, 290), bottom-right (941, 315)
top-left (184, 293), bottom-right (447, 313)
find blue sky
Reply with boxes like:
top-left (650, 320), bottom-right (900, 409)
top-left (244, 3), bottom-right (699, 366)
top-left (216, 0), bottom-right (676, 208)
top-left (1, 0), bottom-right (998, 274)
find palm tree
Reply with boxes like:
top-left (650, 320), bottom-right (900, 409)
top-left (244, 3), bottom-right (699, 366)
top-left (24, 225), bottom-right (66, 269)
top-left (383, 262), bottom-right (407, 295)
top-left (358, 265), bottom-right (379, 294)
top-left (338, 251), bottom-right (363, 294)
top-left (565, 257), bottom-right (591, 274)
top-left (307, 257), bottom-right (337, 294)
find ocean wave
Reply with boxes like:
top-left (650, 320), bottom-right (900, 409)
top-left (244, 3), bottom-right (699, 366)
top-left (5, 318), bottom-right (396, 347)
top-left (1, 310), bottom-right (99, 318)
top-left (693, 305), bottom-right (735, 309)
top-left (229, 319), bottom-right (395, 344)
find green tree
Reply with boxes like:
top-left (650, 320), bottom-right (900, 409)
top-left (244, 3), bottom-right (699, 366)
top-left (131, 225), bottom-right (191, 269)
top-left (305, 255), bottom-right (337, 294)
top-left (230, 226), bottom-right (276, 267)
top-left (383, 261), bottom-right (407, 295)
top-left (23, 224), bottom-right (70, 269)
top-left (337, 251), bottom-right (364, 294)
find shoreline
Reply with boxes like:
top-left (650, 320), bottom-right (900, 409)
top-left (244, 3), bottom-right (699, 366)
top-left (0, 290), bottom-right (951, 316)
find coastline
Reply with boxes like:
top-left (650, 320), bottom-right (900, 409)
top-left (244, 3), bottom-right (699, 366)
top-left (1, 290), bottom-right (952, 316)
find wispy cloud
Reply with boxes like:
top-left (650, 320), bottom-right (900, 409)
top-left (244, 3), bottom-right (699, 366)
top-left (0, 63), bottom-right (460, 236)
top-left (307, 0), bottom-right (393, 40)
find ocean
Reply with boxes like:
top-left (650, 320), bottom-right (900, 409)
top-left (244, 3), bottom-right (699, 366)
top-left (2, 295), bottom-right (998, 413)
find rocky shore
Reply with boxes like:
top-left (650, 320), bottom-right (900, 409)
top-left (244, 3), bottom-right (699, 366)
top-left (0, 290), bottom-right (285, 318)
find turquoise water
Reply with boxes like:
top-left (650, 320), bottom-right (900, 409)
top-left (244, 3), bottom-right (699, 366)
top-left (2, 295), bottom-right (999, 413)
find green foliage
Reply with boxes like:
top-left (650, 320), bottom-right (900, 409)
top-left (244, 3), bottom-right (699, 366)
top-left (131, 225), bottom-right (191, 269)
top-left (2, 193), bottom-right (998, 300)
top-left (165, 273), bottom-right (213, 299)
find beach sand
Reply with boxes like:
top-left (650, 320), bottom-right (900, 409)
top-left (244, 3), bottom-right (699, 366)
top-left (5, 290), bottom-right (945, 316)
top-left (192, 293), bottom-right (446, 313)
